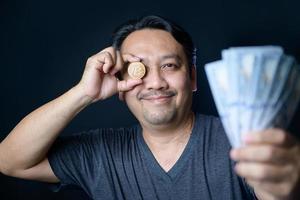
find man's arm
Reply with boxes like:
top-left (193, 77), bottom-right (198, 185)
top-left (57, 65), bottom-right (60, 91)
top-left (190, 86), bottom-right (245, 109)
top-left (0, 84), bottom-right (91, 181)
top-left (0, 47), bottom-right (142, 182)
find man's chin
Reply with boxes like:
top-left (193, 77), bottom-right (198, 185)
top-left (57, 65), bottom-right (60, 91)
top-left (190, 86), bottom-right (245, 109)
top-left (143, 110), bottom-right (176, 125)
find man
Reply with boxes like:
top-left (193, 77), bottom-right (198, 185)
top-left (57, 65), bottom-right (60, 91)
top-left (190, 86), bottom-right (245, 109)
top-left (0, 15), bottom-right (299, 200)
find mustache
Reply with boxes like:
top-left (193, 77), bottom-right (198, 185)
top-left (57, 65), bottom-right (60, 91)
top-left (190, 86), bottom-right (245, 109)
top-left (137, 90), bottom-right (177, 100)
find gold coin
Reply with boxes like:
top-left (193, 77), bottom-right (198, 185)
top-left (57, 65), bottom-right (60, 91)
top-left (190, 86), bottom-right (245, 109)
top-left (127, 62), bottom-right (146, 79)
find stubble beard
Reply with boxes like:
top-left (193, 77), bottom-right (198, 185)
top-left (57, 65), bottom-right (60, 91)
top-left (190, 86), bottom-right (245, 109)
top-left (142, 105), bottom-right (177, 125)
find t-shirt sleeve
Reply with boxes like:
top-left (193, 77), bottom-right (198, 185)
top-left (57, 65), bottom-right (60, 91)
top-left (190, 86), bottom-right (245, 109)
top-left (47, 129), bottom-right (103, 192)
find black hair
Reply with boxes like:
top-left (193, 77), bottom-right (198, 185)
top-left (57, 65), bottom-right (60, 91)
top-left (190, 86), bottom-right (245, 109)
top-left (111, 15), bottom-right (196, 71)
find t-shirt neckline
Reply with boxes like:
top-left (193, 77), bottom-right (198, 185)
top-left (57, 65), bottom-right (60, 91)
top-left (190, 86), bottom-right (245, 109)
top-left (136, 114), bottom-right (200, 182)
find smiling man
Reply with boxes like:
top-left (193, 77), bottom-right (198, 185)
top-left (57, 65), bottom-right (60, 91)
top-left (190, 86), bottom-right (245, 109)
top-left (0, 15), bottom-right (299, 200)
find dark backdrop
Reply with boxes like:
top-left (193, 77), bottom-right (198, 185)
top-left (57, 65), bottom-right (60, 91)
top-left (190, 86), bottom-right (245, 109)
top-left (1, 0), bottom-right (300, 199)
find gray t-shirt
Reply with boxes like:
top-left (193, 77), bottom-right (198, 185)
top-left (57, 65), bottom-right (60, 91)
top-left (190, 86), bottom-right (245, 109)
top-left (48, 114), bottom-right (257, 199)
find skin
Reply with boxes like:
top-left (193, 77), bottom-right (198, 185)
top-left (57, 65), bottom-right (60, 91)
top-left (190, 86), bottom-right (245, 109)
top-left (120, 29), bottom-right (197, 171)
top-left (0, 28), bottom-right (299, 199)
top-left (121, 30), bottom-right (194, 131)
top-left (231, 129), bottom-right (300, 200)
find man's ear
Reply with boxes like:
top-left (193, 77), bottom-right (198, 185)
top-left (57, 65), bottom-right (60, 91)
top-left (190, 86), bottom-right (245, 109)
top-left (191, 65), bottom-right (197, 92)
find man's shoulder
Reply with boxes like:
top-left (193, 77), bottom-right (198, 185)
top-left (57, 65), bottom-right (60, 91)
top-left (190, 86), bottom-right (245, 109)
top-left (55, 125), bottom-right (140, 148)
top-left (193, 112), bottom-right (230, 148)
top-left (194, 113), bottom-right (223, 130)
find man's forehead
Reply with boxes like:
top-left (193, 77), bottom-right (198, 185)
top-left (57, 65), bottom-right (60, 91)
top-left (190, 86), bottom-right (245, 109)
top-left (121, 29), bottom-right (182, 50)
top-left (120, 29), bottom-right (186, 62)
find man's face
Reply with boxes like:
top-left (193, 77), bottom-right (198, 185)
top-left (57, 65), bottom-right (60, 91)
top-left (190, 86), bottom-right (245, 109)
top-left (120, 29), bottom-right (196, 128)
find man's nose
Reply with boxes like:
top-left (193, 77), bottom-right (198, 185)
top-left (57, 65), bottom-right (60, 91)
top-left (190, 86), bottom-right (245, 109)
top-left (143, 67), bottom-right (168, 90)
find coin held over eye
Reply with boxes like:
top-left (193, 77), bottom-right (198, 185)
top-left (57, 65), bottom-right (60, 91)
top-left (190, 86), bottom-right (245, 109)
top-left (127, 62), bottom-right (146, 79)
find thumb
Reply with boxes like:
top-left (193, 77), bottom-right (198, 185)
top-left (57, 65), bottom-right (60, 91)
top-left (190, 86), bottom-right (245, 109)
top-left (117, 79), bottom-right (142, 92)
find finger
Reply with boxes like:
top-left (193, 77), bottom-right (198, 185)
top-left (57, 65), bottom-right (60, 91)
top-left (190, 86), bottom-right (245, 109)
top-left (103, 47), bottom-right (117, 75)
top-left (90, 51), bottom-right (115, 73)
top-left (95, 47), bottom-right (117, 73)
top-left (99, 47), bottom-right (117, 60)
top-left (117, 79), bottom-right (142, 92)
top-left (110, 50), bottom-right (124, 76)
top-left (122, 53), bottom-right (141, 63)
top-left (100, 52), bottom-right (116, 74)
top-left (246, 179), bottom-right (295, 198)
top-left (243, 129), bottom-right (295, 147)
top-left (230, 145), bottom-right (291, 164)
top-left (86, 54), bottom-right (105, 71)
top-left (234, 162), bottom-right (293, 182)
top-left (86, 47), bottom-right (116, 71)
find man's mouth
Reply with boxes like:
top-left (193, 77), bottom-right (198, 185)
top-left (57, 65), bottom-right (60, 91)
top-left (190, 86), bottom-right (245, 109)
top-left (137, 91), bottom-right (176, 103)
top-left (144, 95), bottom-right (172, 100)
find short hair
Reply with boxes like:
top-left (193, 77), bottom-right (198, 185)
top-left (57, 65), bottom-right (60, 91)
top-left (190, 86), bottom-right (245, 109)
top-left (111, 15), bottom-right (196, 72)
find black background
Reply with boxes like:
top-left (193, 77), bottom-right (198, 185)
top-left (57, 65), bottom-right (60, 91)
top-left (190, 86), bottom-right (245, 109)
top-left (1, 0), bottom-right (300, 199)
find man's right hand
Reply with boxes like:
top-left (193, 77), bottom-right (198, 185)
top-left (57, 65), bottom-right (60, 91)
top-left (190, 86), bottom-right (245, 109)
top-left (77, 47), bottom-right (143, 103)
top-left (0, 47), bottom-right (143, 183)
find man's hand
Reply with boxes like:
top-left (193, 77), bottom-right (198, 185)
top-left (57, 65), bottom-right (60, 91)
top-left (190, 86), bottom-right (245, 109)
top-left (77, 47), bottom-right (143, 103)
top-left (0, 46), bottom-right (143, 182)
top-left (230, 129), bottom-right (300, 200)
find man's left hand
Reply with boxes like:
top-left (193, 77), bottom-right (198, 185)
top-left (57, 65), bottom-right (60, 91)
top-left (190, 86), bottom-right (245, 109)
top-left (230, 128), bottom-right (300, 200)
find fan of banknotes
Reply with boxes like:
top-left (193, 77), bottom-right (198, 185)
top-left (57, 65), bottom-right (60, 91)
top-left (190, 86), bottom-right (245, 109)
top-left (205, 46), bottom-right (300, 148)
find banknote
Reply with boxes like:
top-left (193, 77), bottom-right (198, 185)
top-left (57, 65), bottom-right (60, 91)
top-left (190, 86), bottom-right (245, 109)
top-left (261, 56), bottom-right (295, 128)
top-left (205, 46), bottom-right (300, 148)
top-left (265, 59), bottom-right (300, 128)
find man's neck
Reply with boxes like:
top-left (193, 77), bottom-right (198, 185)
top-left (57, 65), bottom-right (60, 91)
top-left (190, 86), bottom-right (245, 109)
top-left (141, 112), bottom-right (195, 172)
top-left (142, 112), bottom-right (194, 143)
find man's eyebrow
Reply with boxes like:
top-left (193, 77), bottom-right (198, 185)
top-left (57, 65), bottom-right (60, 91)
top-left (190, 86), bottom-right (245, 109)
top-left (133, 53), bottom-right (183, 63)
top-left (160, 54), bottom-right (182, 61)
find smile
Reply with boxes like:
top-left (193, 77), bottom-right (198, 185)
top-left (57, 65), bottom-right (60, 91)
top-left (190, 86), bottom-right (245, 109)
top-left (141, 94), bottom-right (175, 104)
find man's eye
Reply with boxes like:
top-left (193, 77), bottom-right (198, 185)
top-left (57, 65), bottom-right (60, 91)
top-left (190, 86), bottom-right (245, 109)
top-left (162, 63), bottom-right (178, 69)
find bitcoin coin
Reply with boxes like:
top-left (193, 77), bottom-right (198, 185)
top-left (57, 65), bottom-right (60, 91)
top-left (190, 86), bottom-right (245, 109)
top-left (127, 62), bottom-right (146, 79)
